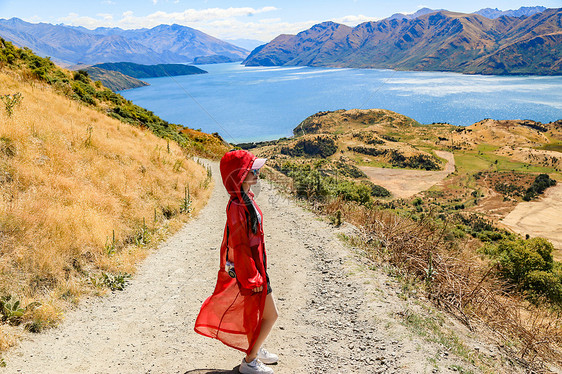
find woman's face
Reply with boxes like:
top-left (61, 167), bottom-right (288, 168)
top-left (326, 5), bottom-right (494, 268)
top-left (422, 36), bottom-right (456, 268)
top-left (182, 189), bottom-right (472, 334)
top-left (243, 169), bottom-right (259, 186)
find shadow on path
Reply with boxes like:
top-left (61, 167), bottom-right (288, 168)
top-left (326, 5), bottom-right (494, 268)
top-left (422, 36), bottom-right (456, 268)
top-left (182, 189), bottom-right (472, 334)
top-left (184, 367), bottom-right (239, 374)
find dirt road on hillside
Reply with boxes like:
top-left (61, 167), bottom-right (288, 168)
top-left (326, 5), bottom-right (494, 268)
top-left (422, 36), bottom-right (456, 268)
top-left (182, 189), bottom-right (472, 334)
top-left (2, 160), bottom-right (483, 374)
top-left (359, 151), bottom-right (455, 199)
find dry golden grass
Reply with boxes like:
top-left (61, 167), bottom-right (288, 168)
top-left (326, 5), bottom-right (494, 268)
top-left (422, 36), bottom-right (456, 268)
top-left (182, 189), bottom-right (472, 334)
top-left (321, 198), bottom-right (562, 371)
top-left (0, 69), bottom-right (213, 343)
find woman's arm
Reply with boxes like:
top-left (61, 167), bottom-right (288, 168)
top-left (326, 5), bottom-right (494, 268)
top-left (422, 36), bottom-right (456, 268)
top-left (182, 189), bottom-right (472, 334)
top-left (227, 203), bottom-right (264, 291)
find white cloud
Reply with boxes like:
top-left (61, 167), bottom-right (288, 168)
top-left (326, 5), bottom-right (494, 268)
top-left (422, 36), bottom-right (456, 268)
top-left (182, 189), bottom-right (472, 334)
top-left (60, 7), bottom-right (278, 27)
top-left (333, 14), bottom-right (379, 26)
top-left (153, 0), bottom-right (158, 4)
top-left (57, 6), bottom-right (313, 40)
top-left (97, 13), bottom-right (114, 21)
top-left (203, 18), bottom-right (319, 41)
top-left (59, 13), bottom-right (107, 29)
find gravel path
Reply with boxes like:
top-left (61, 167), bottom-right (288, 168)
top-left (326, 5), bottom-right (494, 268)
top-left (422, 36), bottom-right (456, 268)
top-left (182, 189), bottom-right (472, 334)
top-left (2, 160), bottom-right (480, 374)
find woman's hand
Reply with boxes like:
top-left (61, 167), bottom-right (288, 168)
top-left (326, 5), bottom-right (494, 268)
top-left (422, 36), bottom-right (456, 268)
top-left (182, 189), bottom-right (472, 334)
top-left (252, 286), bottom-right (263, 293)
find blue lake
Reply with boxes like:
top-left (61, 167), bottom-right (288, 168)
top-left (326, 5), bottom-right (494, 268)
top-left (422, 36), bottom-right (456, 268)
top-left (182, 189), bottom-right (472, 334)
top-left (119, 63), bottom-right (562, 144)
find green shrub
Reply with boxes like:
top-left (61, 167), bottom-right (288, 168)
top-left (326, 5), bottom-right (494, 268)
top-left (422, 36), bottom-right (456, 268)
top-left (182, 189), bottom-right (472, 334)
top-left (281, 136), bottom-right (337, 158)
top-left (278, 161), bottom-right (372, 204)
top-left (361, 180), bottom-right (391, 197)
top-left (71, 81), bottom-right (97, 106)
top-left (523, 270), bottom-right (562, 304)
top-left (485, 237), bottom-right (562, 304)
top-left (73, 70), bottom-right (91, 84)
top-left (477, 230), bottom-right (504, 242)
top-left (348, 145), bottom-right (386, 157)
top-left (289, 166), bottom-right (329, 199)
top-left (330, 179), bottom-right (371, 204)
top-left (381, 134), bottom-right (398, 142)
top-left (412, 197), bottom-right (423, 206)
top-left (498, 238), bottom-right (553, 284)
top-left (0, 295), bottom-right (41, 326)
top-left (523, 174), bottom-right (556, 201)
top-left (347, 146), bottom-right (439, 170)
top-left (334, 161), bottom-right (367, 178)
top-left (455, 213), bottom-right (495, 236)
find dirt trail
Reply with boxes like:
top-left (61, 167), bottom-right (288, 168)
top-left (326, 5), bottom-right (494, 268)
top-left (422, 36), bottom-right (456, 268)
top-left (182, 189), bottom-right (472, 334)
top-left (2, 160), bottom-right (481, 374)
top-left (501, 183), bottom-right (562, 258)
top-left (359, 151), bottom-right (455, 199)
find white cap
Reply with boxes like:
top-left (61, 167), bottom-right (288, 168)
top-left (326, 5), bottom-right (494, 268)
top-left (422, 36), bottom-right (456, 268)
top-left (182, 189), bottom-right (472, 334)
top-left (251, 157), bottom-right (267, 170)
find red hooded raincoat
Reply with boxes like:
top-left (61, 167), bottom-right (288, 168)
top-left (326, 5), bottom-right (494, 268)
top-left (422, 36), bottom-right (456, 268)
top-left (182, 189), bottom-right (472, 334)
top-left (194, 150), bottom-right (268, 354)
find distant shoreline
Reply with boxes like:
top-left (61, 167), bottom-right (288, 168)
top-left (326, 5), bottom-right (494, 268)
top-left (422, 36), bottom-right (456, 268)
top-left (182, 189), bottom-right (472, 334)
top-left (118, 63), bottom-right (562, 144)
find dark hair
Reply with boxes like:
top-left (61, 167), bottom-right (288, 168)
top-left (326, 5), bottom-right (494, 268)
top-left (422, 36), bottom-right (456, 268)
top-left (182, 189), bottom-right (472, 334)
top-left (241, 185), bottom-right (258, 234)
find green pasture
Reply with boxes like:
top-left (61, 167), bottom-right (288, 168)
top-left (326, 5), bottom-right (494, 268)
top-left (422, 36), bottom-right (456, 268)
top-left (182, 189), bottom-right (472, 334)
top-left (537, 143), bottom-right (562, 152)
top-left (454, 144), bottom-right (559, 175)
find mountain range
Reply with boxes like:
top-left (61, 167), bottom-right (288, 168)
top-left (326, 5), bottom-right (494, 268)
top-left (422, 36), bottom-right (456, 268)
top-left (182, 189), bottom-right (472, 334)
top-left (243, 7), bottom-right (562, 75)
top-left (388, 6), bottom-right (546, 21)
top-left (0, 18), bottom-right (248, 66)
top-left (475, 6), bottom-right (547, 18)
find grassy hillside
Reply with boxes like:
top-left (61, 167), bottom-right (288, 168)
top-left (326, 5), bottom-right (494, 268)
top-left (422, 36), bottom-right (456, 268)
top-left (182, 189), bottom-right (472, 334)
top-left (0, 39), bottom-right (227, 350)
top-left (244, 109), bottom-right (561, 212)
top-left (245, 109), bottom-right (562, 370)
top-left (0, 38), bottom-right (227, 159)
top-left (82, 66), bottom-right (149, 91)
top-left (91, 62), bottom-right (207, 79)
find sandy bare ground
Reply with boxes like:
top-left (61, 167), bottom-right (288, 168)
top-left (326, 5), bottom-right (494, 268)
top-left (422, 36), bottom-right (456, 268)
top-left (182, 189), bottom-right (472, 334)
top-left (501, 183), bottom-right (562, 257)
top-left (1, 160), bottom-right (498, 374)
top-left (358, 151), bottom-right (455, 198)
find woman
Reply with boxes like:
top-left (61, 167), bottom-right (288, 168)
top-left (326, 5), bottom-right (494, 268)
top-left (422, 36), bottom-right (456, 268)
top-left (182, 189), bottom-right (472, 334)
top-left (195, 150), bottom-right (279, 374)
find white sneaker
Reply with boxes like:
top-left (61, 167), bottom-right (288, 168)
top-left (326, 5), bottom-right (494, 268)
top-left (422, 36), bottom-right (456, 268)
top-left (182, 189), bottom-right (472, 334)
top-left (257, 347), bottom-right (279, 364)
top-left (239, 357), bottom-right (274, 374)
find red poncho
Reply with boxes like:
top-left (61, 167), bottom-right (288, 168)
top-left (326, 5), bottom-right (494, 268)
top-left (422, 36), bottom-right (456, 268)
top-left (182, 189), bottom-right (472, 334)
top-left (194, 150), bottom-right (268, 354)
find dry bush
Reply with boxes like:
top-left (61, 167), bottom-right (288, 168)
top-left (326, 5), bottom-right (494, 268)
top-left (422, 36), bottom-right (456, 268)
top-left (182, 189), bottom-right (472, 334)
top-left (0, 70), bottom-right (213, 345)
top-left (323, 198), bottom-right (562, 370)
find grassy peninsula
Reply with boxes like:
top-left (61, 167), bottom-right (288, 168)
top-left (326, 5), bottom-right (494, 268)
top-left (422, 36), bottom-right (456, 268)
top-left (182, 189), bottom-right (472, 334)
top-left (243, 108), bottom-right (562, 369)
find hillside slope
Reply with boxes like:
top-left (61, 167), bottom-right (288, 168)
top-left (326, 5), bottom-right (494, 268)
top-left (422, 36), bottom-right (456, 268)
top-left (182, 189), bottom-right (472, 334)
top-left (244, 8), bottom-right (562, 75)
top-left (91, 62), bottom-right (207, 79)
top-left (83, 66), bottom-right (149, 91)
top-left (245, 108), bottom-right (562, 243)
top-left (0, 38), bottom-right (227, 350)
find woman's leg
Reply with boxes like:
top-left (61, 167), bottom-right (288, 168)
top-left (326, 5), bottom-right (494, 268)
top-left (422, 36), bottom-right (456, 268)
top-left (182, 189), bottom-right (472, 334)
top-left (245, 293), bottom-right (278, 362)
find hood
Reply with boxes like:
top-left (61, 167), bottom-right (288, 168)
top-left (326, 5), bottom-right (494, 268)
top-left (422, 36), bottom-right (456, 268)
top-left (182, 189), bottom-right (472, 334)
top-left (220, 149), bottom-right (256, 203)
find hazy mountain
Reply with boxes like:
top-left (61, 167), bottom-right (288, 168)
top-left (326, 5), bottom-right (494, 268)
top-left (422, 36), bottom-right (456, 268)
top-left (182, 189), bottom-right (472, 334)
top-left (0, 18), bottom-right (248, 65)
top-left (244, 8), bottom-right (562, 75)
top-left (387, 7), bottom-right (445, 20)
top-left (475, 6), bottom-right (547, 19)
top-left (385, 6), bottom-right (549, 21)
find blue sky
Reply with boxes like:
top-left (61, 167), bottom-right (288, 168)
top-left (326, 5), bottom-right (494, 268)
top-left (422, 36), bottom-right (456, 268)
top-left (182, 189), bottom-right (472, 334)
top-left (1, 0), bottom-right (561, 41)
